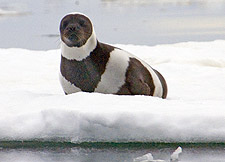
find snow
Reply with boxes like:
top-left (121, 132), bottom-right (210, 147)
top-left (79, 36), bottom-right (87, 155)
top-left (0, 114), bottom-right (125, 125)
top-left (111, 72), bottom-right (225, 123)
top-left (0, 40), bottom-right (225, 143)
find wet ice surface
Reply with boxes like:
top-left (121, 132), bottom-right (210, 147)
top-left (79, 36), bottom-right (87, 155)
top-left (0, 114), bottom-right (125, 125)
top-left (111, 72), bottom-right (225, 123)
top-left (0, 147), bottom-right (225, 162)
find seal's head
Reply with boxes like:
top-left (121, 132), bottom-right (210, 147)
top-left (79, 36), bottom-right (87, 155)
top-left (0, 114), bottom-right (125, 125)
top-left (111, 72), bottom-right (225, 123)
top-left (60, 13), bottom-right (93, 48)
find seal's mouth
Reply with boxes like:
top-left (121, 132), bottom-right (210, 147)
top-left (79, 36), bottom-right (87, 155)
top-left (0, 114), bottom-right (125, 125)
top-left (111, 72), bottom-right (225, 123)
top-left (68, 33), bottom-right (79, 41)
top-left (62, 31), bottom-right (82, 47)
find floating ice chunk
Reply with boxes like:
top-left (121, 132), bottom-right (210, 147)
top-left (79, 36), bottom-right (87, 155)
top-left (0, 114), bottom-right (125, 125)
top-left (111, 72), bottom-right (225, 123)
top-left (170, 147), bottom-right (182, 162)
top-left (134, 147), bottom-right (182, 162)
top-left (133, 153), bottom-right (154, 162)
top-left (133, 153), bottom-right (165, 162)
top-left (0, 9), bottom-right (28, 16)
top-left (0, 9), bottom-right (18, 15)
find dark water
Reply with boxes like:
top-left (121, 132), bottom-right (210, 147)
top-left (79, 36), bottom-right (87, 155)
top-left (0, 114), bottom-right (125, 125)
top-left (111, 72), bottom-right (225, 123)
top-left (0, 147), bottom-right (225, 162)
top-left (0, 142), bottom-right (225, 162)
top-left (0, 0), bottom-right (225, 50)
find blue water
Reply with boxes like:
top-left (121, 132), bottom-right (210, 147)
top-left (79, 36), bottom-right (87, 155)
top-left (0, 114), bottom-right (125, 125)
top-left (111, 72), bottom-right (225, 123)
top-left (0, 0), bottom-right (225, 50)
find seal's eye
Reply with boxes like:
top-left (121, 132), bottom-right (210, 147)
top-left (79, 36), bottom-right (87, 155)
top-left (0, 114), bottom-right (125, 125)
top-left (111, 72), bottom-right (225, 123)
top-left (62, 21), bottom-right (68, 28)
top-left (79, 20), bottom-right (85, 27)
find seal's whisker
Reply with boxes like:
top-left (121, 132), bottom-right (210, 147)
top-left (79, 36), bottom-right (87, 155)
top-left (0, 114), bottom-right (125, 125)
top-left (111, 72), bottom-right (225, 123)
top-left (55, 38), bottom-right (61, 48)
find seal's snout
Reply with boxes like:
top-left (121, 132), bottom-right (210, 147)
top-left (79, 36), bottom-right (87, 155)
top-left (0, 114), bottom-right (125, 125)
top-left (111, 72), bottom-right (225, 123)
top-left (65, 24), bottom-right (80, 41)
top-left (60, 13), bottom-right (93, 48)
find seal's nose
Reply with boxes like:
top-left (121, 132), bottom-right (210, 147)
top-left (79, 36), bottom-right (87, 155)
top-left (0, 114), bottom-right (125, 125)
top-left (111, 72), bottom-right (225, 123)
top-left (68, 33), bottom-right (78, 41)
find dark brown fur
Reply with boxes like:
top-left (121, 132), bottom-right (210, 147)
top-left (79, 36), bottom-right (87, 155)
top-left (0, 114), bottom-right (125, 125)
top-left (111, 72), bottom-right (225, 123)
top-left (60, 42), bottom-right (114, 92)
top-left (117, 58), bottom-right (155, 95)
